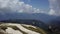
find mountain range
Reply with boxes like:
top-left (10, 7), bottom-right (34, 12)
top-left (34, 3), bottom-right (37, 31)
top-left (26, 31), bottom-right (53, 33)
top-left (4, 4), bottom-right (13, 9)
top-left (0, 13), bottom-right (57, 24)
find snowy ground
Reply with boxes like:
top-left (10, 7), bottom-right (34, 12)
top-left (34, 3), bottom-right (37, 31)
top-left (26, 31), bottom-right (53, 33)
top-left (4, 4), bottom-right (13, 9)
top-left (0, 23), bottom-right (41, 34)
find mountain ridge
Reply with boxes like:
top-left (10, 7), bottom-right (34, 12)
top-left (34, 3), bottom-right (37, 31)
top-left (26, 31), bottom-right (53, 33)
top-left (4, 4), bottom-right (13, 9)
top-left (0, 13), bottom-right (57, 24)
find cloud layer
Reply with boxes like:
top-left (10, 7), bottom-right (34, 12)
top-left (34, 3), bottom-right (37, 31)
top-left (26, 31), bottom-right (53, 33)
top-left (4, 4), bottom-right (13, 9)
top-left (48, 0), bottom-right (60, 16)
top-left (0, 0), bottom-right (60, 16)
top-left (0, 0), bottom-right (44, 15)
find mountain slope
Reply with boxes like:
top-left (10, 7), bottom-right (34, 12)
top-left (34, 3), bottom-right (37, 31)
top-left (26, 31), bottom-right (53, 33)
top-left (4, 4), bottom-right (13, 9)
top-left (0, 23), bottom-right (47, 34)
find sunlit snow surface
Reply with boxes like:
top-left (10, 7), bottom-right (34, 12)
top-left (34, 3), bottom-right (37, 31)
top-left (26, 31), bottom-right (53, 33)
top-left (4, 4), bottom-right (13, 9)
top-left (0, 23), bottom-right (40, 34)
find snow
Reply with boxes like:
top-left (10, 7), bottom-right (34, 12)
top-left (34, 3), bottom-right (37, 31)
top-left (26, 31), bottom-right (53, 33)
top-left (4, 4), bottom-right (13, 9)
top-left (0, 29), bottom-right (7, 34)
top-left (6, 27), bottom-right (23, 34)
top-left (0, 23), bottom-right (40, 34)
top-left (7, 23), bottom-right (40, 34)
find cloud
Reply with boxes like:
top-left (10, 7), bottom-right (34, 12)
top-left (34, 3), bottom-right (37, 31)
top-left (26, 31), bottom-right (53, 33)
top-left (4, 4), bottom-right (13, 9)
top-left (48, 0), bottom-right (60, 16)
top-left (1, 0), bottom-right (60, 16)
top-left (49, 9), bottom-right (55, 15)
top-left (0, 0), bottom-right (45, 15)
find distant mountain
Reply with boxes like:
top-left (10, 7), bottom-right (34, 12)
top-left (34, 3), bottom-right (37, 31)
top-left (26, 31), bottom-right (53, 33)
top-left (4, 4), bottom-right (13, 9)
top-left (0, 13), bottom-right (57, 24)
top-left (50, 16), bottom-right (60, 27)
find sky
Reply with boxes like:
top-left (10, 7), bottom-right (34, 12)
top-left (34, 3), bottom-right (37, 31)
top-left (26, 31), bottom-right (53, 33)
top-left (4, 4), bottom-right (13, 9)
top-left (20, 0), bottom-right (49, 10)
top-left (0, 0), bottom-right (60, 15)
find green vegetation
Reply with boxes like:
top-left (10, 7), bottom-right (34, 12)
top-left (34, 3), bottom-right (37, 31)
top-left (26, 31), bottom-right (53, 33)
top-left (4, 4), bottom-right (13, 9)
top-left (22, 25), bottom-right (48, 34)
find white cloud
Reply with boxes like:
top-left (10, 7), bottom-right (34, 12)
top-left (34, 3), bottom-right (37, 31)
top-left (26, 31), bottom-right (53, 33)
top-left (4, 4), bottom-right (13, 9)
top-left (0, 0), bottom-right (45, 15)
top-left (49, 9), bottom-right (55, 15)
top-left (1, 0), bottom-right (60, 16)
top-left (48, 0), bottom-right (60, 16)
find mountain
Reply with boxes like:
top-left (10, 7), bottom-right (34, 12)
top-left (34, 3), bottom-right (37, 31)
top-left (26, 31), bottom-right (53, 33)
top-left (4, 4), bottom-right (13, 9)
top-left (0, 23), bottom-right (47, 34)
top-left (48, 16), bottom-right (60, 34)
top-left (0, 19), bottom-right (48, 30)
top-left (0, 13), bottom-right (57, 24)
top-left (50, 16), bottom-right (60, 26)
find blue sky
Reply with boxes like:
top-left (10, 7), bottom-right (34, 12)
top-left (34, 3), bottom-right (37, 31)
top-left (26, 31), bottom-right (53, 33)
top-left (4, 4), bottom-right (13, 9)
top-left (0, 0), bottom-right (59, 15)
top-left (0, 0), bottom-right (50, 14)
top-left (20, 0), bottom-right (49, 10)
